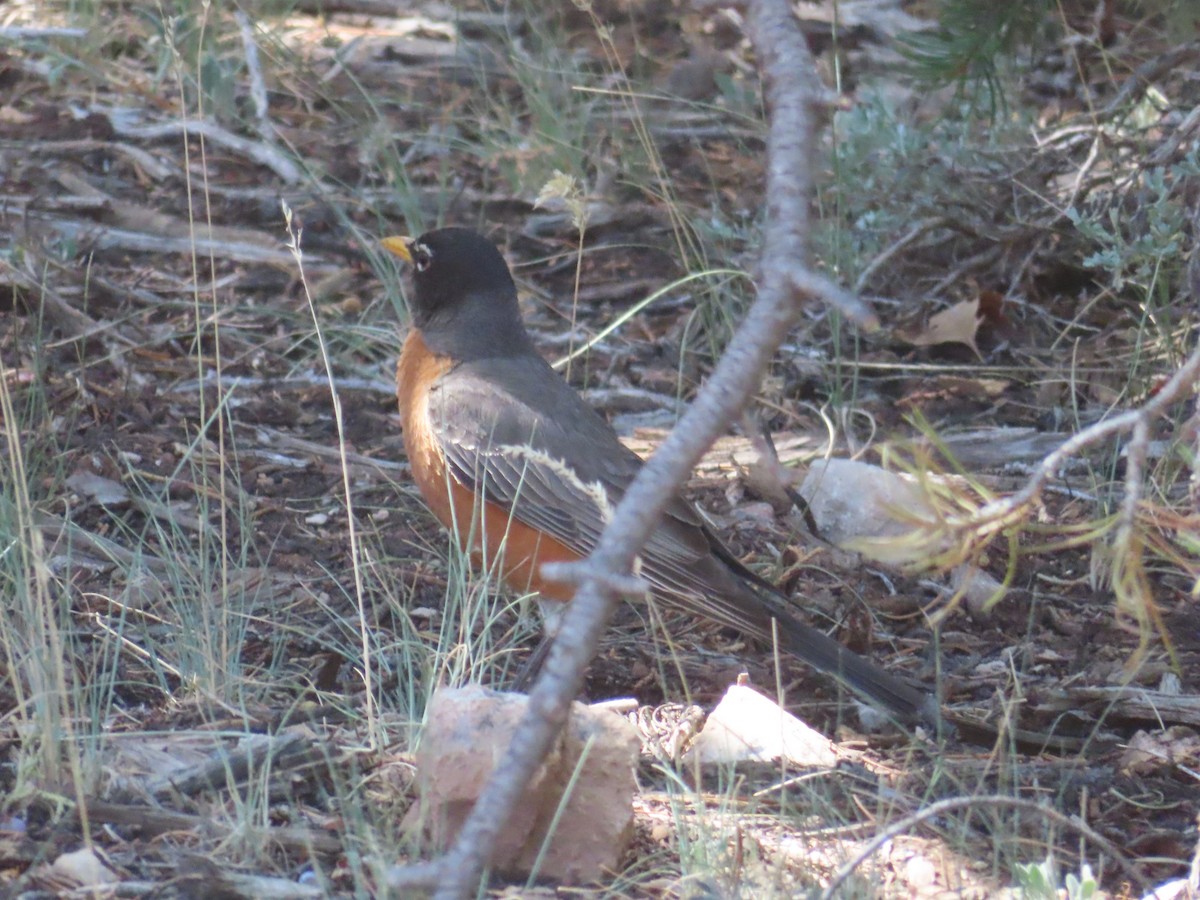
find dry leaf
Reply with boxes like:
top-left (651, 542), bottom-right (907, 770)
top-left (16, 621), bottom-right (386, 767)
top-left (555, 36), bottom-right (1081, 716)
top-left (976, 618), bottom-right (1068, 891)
top-left (66, 470), bottom-right (130, 506)
top-left (0, 105), bottom-right (37, 125)
top-left (898, 290), bottom-right (1010, 359)
top-left (1119, 727), bottom-right (1200, 776)
top-left (39, 847), bottom-right (119, 891)
top-left (898, 297), bottom-right (988, 359)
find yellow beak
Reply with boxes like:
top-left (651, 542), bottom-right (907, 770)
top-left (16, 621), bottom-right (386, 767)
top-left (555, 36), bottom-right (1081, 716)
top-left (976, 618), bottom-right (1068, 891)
top-left (380, 236), bottom-right (414, 264)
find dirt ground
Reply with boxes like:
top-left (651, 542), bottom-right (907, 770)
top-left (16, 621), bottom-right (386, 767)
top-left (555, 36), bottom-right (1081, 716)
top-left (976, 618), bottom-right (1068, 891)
top-left (1, 1), bottom-right (1199, 897)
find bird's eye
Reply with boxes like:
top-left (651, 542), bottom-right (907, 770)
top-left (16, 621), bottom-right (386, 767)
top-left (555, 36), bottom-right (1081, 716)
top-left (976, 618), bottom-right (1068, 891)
top-left (413, 243), bottom-right (433, 272)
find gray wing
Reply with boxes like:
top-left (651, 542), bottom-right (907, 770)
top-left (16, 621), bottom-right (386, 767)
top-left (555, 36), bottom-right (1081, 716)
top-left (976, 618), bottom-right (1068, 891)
top-left (426, 355), bottom-right (742, 605)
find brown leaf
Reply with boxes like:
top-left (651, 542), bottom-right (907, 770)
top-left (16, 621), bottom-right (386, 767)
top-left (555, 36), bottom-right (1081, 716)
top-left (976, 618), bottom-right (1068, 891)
top-left (976, 289), bottom-right (1009, 328)
top-left (1119, 727), bottom-right (1200, 776)
top-left (0, 105), bottom-right (36, 125)
top-left (897, 297), bottom-right (987, 359)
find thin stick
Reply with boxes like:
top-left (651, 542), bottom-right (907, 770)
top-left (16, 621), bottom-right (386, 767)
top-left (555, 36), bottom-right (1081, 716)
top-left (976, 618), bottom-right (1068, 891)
top-left (820, 795), bottom-right (1149, 899)
top-left (973, 340), bottom-right (1200, 530)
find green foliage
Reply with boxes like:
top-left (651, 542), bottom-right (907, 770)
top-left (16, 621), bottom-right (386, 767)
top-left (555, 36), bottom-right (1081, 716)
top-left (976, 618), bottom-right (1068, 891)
top-left (0, 339), bottom-right (96, 798)
top-left (821, 88), bottom-right (938, 274)
top-left (817, 80), bottom-right (1027, 316)
top-left (133, 1), bottom-right (293, 126)
top-left (1067, 155), bottom-right (1194, 297)
top-left (897, 0), bottom-right (1049, 114)
top-left (471, 27), bottom-right (602, 201)
top-left (1013, 856), bottom-right (1098, 900)
top-left (1066, 151), bottom-right (1197, 402)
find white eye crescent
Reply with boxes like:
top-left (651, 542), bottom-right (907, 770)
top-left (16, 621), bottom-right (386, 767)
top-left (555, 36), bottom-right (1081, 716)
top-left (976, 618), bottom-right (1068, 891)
top-left (413, 242), bottom-right (433, 272)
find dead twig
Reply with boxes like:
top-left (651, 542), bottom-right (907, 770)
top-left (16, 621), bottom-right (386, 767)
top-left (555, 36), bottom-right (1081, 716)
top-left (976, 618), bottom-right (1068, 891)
top-left (972, 339), bottom-right (1200, 535)
top-left (1099, 41), bottom-right (1200, 116)
top-left (85, 799), bottom-right (343, 857)
top-left (910, 333), bottom-right (1198, 617)
top-left (0, 26), bottom-right (87, 39)
top-left (854, 215), bottom-right (951, 294)
top-left (108, 115), bottom-right (303, 184)
top-left (33, 511), bottom-right (169, 573)
top-left (236, 11), bottom-right (272, 136)
top-left (0, 139), bottom-right (177, 180)
top-left (147, 731), bottom-right (318, 800)
top-left (820, 795), bottom-right (1149, 899)
top-left (0, 260), bottom-right (125, 344)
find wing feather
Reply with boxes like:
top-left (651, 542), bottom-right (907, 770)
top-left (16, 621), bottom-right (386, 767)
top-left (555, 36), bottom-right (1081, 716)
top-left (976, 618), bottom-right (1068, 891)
top-left (427, 357), bottom-right (723, 592)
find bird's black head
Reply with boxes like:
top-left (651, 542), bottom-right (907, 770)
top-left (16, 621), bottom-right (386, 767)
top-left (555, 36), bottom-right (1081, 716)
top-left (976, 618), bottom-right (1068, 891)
top-left (381, 228), bottom-right (526, 350)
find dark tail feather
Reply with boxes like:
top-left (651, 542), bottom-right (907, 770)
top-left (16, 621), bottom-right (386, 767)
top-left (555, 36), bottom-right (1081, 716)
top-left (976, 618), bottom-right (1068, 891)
top-left (770, 610), bottom-right (939, 725)
top-left (665, 529), bottom-right (939, 725)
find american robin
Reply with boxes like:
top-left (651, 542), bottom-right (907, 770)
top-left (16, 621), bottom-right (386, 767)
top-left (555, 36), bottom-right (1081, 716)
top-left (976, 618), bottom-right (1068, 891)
top-left (382, 226), bottom-right (936, 724)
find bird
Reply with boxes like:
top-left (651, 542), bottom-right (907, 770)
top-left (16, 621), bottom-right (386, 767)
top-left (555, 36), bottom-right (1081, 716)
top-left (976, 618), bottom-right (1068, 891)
top-left (381, 226), bottom-right (937, 725)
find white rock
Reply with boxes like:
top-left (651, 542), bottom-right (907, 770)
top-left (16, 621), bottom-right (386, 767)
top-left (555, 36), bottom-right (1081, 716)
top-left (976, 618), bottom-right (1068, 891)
top-left (684, 682), bottom-right (837, 768)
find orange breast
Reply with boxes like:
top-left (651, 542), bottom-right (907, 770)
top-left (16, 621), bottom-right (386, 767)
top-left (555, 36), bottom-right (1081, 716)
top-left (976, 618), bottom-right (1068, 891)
top-left (397, 330), bottom-right (581, 604)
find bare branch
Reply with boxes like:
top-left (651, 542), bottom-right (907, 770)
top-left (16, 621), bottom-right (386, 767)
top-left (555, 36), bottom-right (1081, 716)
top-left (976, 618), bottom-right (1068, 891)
top-left (109, 117), bottom-right (302, 184)
top-left (973, 339), bottom-right (1200, 533)
top-left (790, 262), bottom-right (879, 330)
top-left (235, 11), bottom-right (273, 135)
top-left (853, 215), bottom-right (950, 294)
top-left (820, 795), bottom-right (1149, 899)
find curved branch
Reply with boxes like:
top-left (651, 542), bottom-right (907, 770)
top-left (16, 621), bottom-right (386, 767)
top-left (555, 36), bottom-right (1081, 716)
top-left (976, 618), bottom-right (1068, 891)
top-left (820, 795), bottom-right (1149, 899)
